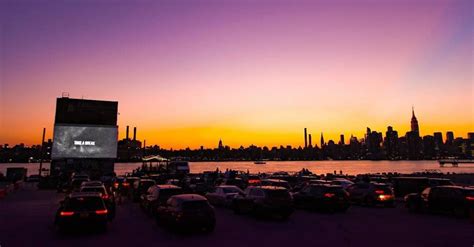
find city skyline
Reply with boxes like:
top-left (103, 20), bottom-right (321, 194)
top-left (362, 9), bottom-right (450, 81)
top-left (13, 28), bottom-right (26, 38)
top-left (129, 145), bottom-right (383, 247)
top-left (1, 0), bottom-right (473, 148)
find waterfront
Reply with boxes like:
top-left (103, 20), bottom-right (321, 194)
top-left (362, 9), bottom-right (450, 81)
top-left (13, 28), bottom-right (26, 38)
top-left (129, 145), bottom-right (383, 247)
top-left (1, 161), bottom-right (473, 177)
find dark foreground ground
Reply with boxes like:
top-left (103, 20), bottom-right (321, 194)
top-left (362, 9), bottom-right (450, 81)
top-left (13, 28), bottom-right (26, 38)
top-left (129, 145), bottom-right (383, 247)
top-left (0, 184), bottom-right (472, 247)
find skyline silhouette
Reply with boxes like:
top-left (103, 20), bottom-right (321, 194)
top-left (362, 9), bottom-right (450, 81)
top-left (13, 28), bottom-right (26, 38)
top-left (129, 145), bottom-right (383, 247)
top-left (1, 0), bottom-right (473, 148)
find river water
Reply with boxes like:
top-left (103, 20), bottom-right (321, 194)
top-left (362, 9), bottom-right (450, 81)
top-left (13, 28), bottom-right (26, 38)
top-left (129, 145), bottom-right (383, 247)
top-left (1, 160), bottom-right (473, 176)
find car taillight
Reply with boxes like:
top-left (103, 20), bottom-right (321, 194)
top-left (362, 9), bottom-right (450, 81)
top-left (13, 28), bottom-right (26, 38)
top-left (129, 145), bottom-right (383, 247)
top-left (375, 190), bottom-right (385, 194)
top-left (114, 183), bottom-right (119, 188)
top-left (102, 194), bottom-right (109, 200)
top-left (466, 196), bottom-right (474, 201)
top-left (324, 193), bottom-right (335, 198)
top-left (123, 182), bottom-right (129, 187)
top-left (95, 209), bottom-right (108, 215)
top-left (60, 211), bottom-right (74, 216)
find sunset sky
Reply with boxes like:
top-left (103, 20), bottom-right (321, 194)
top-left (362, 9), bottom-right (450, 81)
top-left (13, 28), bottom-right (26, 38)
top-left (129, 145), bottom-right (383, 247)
top-left (1, 0), bottom-right (472, 149)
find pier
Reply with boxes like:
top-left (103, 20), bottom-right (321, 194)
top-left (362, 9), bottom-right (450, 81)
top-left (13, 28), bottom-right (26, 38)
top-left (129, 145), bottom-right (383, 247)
top-left (439, 159), bottom-right (474, 167)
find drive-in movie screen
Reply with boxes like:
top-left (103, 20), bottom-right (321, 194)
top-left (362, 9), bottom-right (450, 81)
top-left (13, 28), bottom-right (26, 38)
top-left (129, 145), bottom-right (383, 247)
top-left (51, 125), bottom-right (118, 159)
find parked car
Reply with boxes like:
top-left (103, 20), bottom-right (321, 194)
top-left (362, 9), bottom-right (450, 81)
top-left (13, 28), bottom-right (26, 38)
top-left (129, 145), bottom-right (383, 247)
top-left (112, 176), bottom-right (125, 191)
top-left (140, 185), bottom-right (183, 215)
top-left (405, 186), bottom-right (474, 217)
top-left (131, 179), bottom-right (156, 202)
top-left (81, 181), bottom-right (103, 187)
top-left (330, 178), bottom-right (354, 189)
top-left (79, 185), bottom-right (116, 219)
top-left (156, 194), bottom-right (215, 232)
top-left (122, 176), bottom-right (139, 193)
top-left (392, 177), bottom-right (429, 197)
top-left (232, 186), bottom-right (293, 219)
top-left (293, 184), bottom-right (350, 212)
top-left (54, 192), bottom-right (109, 233)
top-left (260, 179), bottom-right (291, 189)
top-left (205, 185), bottom-right (245, 207)
top-left (346, 183), bottom-right (395, 207)
top-left (70, 178), bottom-right (90, 192)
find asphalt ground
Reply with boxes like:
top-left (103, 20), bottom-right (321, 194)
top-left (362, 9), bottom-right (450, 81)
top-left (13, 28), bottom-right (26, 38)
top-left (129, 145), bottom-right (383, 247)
top-left (0, 184), bottom-right (472, 247)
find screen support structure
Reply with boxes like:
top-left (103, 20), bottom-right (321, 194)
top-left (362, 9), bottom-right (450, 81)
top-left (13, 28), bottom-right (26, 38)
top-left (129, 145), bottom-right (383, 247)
top-left (38, 127), bottom-right (46, 177)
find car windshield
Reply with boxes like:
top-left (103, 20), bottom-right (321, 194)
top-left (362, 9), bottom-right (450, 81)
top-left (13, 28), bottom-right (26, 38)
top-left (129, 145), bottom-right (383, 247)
top-left (265, 189), bottom-right (290, 199)
top-left (81, 187), bottom-right (106, 194)
top-left (223, 187), bottom-right (242, 194)
top-left (181, 201), bottom-right (210, 211)
top-left (64, 197), bottom-right (105, 211)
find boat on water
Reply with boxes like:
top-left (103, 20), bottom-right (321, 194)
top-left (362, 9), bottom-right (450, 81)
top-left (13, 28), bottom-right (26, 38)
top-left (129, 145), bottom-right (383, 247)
top-left (254, 161), bottom-right (266, 164)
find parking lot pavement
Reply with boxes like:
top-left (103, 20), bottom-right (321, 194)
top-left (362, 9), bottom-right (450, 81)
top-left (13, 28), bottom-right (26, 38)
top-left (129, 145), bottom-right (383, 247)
top-left (1, 186), bottom-right (473, 247)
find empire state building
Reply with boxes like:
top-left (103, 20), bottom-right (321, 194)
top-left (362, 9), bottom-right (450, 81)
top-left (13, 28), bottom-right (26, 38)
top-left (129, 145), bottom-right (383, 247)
top-left (411, 107), bottom-right (420, 135)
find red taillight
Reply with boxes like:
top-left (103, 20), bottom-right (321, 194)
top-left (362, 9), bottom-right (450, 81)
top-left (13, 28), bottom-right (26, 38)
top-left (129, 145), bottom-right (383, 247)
top-left (123, 182), bottom-right (129, 187)
top-left (466, 196), bottom-right (474, 201)
top-left (114, 183), bottom-right (119, 188)
top-left (95, 209), bottom-right (108, 215)
top-left (324, 193), bottom-right (335, 198)
top-left (102, 194), bottom-right (109, 200)
top-left (60, 211), bottom-right (74, 216)
top-left (375, 190), bottom-right (385, 194)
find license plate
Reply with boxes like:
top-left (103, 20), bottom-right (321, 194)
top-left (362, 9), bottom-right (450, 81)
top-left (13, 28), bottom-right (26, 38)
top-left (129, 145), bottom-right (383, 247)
top-left (80, 213), bottom-right (89, 218)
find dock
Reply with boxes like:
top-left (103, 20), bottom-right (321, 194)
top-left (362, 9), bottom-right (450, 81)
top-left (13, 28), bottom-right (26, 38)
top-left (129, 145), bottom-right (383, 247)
top-left (439, 159), bottom-right (474, 167)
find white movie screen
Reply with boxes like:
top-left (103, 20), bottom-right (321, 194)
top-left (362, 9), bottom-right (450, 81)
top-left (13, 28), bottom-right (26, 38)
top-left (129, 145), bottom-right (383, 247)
top-left (52, 125), bottom-right (118, 159)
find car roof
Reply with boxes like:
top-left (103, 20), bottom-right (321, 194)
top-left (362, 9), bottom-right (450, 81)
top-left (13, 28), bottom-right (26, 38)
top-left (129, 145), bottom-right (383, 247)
top-left (154, 184), bottom-right (181, 189)
top-left (217, 185), bottom-right (240, 188)
top-left (250, 186), bottom-right (288, 190)
top-left (262, 179), bottom-right (288, 183)
top-left (140, 179), bottom-right (155, 182)
top-left (81, 186), bottom-right (105, 189)
top-left (170, 194), bottom-right (207, 202)
top-left (434, 185), bottom-right (465, 189)
top-left (310, 184), bottom-right (343, 188)
top-left (69, 192), bottom-right (102, 198)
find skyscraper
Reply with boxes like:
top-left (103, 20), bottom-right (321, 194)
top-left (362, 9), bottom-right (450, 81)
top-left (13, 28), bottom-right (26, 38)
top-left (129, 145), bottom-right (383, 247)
top-left (308, 134), bottom-right (312, 147)
top-left (218, 139), bottom-right (223, 149)
top-left (446, 132), bottom-right (454, 145)
top-left (339, 134), bottom-right (345, 145)
top-left (320, 132), bottom-right (325, 147)
top-left (304, 128), bottom-right (308, 148)
top-left (411, 106), bottom-right (419, 135)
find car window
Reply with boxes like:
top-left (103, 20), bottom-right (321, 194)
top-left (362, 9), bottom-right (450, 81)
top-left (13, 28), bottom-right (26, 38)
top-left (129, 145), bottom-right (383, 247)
top-left (265, 189), bottom-right (290, 199)
top-left (81, 187), bottom-right (107, 194)
top-left (301, 186), bottom-right (311, 194)
top-left (421, 188), bottom-right (431, 197)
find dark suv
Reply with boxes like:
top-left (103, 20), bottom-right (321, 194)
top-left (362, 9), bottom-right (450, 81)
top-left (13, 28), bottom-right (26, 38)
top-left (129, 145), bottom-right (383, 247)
top-left (293, 184), bottom-right (350, 212)
top-left (55, 192), bottom-right (109, 233)
top-left (140, 185), bottom-right (183, 215)
top-left (232, 186), bottom-right (293, 219)
top-left (405, 186), bottom-right (474, 217)
top-left (132, 179), bottom-right (156, 202)
top-left (156, 194), bottom-right (215, 232)
top-left (346, 183), bottom-right (395, 207)
top-left (80, 185), bottom-right (116, 219)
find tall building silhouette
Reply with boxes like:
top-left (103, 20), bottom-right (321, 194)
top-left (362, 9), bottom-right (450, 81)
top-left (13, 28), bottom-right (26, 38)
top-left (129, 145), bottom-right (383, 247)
top-left (411, 106), bottom-right (419, 135)
top-left (308, 134), bottom-right (312, 147)
top-left (304, 128), bottom-right (308, 148)
top-left (320, 132), bottom-right (325, 147)
top-left (218, 139), bottom-right (223, 149)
